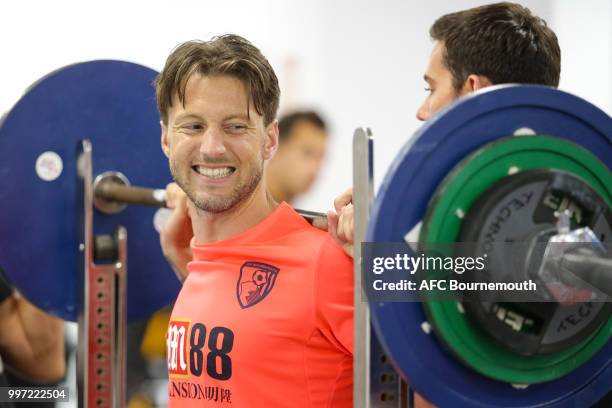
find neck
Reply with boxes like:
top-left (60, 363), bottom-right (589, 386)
top-left (191, 181), bottom-right (278, 243)
top-left (266, 166), bottom-right (294, 204)
top-left (267, 181), bottom-right (294, 204)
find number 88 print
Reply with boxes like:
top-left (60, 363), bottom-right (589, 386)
top-left (167, 321), bottom-right (235, 380)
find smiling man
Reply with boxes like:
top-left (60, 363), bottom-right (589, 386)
top-left (156, 35), bottom-right (353, 407)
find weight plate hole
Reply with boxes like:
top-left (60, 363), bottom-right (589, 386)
top-left (380, 392), bottom-right (396, 402)
top-left (513, 127), bottom-right (536, 136)
top-left (508, 166), bottom-right (520, 175)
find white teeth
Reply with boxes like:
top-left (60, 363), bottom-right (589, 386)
top-left (194, 166), bottom-right (234, 179)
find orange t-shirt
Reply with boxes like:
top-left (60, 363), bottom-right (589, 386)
top-left (166, 202), bottom-right (354, 407)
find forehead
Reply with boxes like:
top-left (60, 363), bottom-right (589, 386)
top-left (285, 121), bottom-right (327, 146)
top-left (425, 41), bottom-right (447, 76)
top-left (170, 73), bottom-right (258, 121)
top-left (182, 74), bottom-right (248, 106)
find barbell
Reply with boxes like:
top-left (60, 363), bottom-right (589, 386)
top-left (0, 61), bottom-right (610, 407)
top-left (367, 84), bottom-right (611, 407)
top-left (92, 173), bottom-right (326, 224)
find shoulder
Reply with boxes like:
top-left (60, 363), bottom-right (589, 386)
top-left (280, 204), bottom-right (352, 270)
top-left (315, 234), bottom-right (352, 269)
top-left (294, 223), bottom-right (351, 265)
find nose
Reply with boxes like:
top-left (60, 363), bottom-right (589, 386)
top-left (199, 127), bottom-right (226, 157)
top-left (416, 103), bottom-right (429, 122)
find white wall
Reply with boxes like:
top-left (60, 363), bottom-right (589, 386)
top-left (550, 0), bottom-right (612, 115)
top-left (1, 0), bottom-right (608, 213)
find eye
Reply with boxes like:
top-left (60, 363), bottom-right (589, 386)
top-left (424, 87), bottom-right (433, 93)
top-left (224, 124), bottom-right (249, 135)
top-left (178, 123), bottom-right (204, 135)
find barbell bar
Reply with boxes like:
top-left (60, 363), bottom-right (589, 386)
top-left (92, 172), bottom-right (328, 226)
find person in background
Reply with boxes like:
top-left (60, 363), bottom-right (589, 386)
top-left (267, 111), bottom-right (328, 204)
top-left (0, 267), bottom-right (65, 408)
top-left (328, 1), bottom-right (561, 257)
top-left (326, 3), bottom-right (561, 407)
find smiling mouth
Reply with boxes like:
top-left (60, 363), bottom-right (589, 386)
top-left (192, 165), bottom-right (236, 179)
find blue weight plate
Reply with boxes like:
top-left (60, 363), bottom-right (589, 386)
top-left (0, 60), bottom-right (180, 321)
top-left (367, 85), bottom-right (611, 407)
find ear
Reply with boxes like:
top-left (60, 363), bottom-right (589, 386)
top-left (160, 120), bottom-right (170, 158)
top-left (460, 74), bottom-right (493, 95)
top-left (263, 119), bottom-right (279, 161)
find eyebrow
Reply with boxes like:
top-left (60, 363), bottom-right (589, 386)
top-left (173, 113), bottom-right (253, 123)
top-left (424, 74), bottom-right (435, 85)
top-left (174, 113), bottom-right (203, 122)
top-left (223, 114), bottom-right (252, 123)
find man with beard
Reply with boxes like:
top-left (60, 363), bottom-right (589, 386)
top-left (157, 35), bottom-right (353, 407)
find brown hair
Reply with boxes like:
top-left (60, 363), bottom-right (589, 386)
top-left (155, 34), bottom-right (280, 125)
top-left (430, 2), bottom-right (561, 90)
top-left (278, 110), bottom-right (327, 142)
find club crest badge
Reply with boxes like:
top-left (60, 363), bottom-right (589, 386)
top-left (236, 261), bottom-right (279, 309)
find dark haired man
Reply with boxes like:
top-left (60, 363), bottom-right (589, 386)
top-left (330, 1), bottom-right (561, 252)
top-left (329, 4), bottom-right (562, 407)
top-left (267, 110), bottom-right (328, 204)
top-left (157, 35), bottom-right (353, 407)
top-left (417, 1), bottom-right (559, 121)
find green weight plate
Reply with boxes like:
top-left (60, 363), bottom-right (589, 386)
top-left (419, 135), bottom-right (612, 384)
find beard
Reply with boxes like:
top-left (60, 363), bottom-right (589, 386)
top-left (170, 153), bottom-right (264, 214)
